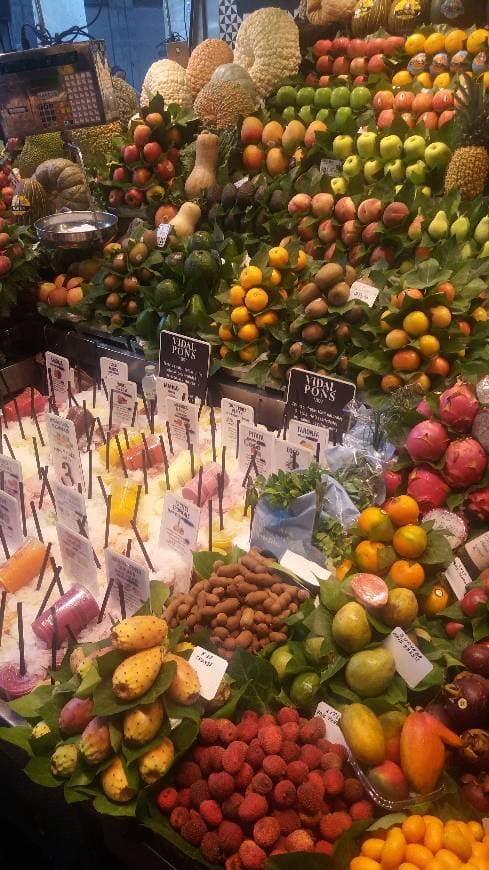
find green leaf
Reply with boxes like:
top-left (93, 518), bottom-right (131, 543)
top-left (143, 810), bottom-right (216, 869)
top-left (227, 648), bottom-right (279, 713)
top-left (64, 785), bottom-right (92, 804)
top-left (96, 650), bottom-right (128, 679)
top-left (122, 721), bottom-right (170, 766)
top-left (421, 530), bottom-right (453, 568)
top-left (9, 684), bottom-right (53, 719)
top-left (75, 664), bottom-right (102, 698)
top-left (163, 697), bottom-right (205, 724)
top-left (24, 756), bottom-right (61, 788)
top-left (92, 793), bottom-right (137, 816)
top-left (319, 580), bottom-right (350, 613)
top-left (368, 813), bottom-right (407, 831)
top-left (137, 580), bottom-right (171, 616)
top-left (211, 680), bottom-right (250, 720)
top-left (92, 661), bottom-right (176, 716)
top-left (109, 721), bottom-right (123, 753)
top-left (192, 550), bottom-right (225, 579)
top-left (171, 718), bottom-right (200, 759)
top-left (0, 725), bottom-right (33, 756)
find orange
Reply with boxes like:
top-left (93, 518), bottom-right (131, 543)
top-left (421, 583), bottom-right (450, 615)
top-left (468, 823), bottom-right (484, 842)
top-left (219, 345), bottom-right (230, 359)
top-left (239, 344), bottom-right (259, 363)
top-left (386, 329), bottom-right (409, 350)
top-left (392, 70), bottom-right (413, 87)
top-left (245, 287), bottom-right (269, 312)
top-left (435, 282), bottom-right (456, 304)
top-left (255, 311), bottom-right (278, 328)
top-left (467, 28), bottom-right (489, 54)
top-left (484, 71), bottom-right (489, 89)
top-left (430, 305), bottom-right (452, 328)
top-left (405, 33), bottom-right (425, 55)
top-left (381, 374), bottom-right (403, 392)
top-left (230, 284), bottom-right (246, 305)
top-left (426, 356), bottom-right (450, 377)
top-left (380, 311), bottom-right (393, 332)
top-left (473, 306), bottom-right (488, 322)
top-left (403, 310), bottom-right (430, 337)
top-left (218, 324), bottom-right (233, 341)
top-left (419, 334), bottom-right (440, 358)
top-left (238, 322), bottom-right (259, 342)
top-left (240, 264), bottom-right (263, 289)
top-left (390, 559), bottom-right (425, 590)
top-left (386, 495), bottom-right (420, 526)
top-left (269, 268), bottom-right (282, 286)
top-left (268, 246), bottom-right (289, 268)
top-left (393, 524), bottom-right (428, 559)
top-left (356, 370), bottom-right (371, 389)
top-left (424, 32), bottom-right (445, 54)
top-left (445, 28), bottom-right (466, 54)
top-left (433, 72), bottom-right (451, 89)
top-left (354, 540), bottom-right (385, 573)
top-left (392, 349), bottom-right (421, 372)
top-left (230, 305), bottom-right (251, 325)
top-left (457, 319), bottom-right (471, 335)
top-left (336, 558), bottom-right (353, 581)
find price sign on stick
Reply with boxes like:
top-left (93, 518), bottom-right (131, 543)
top-left (100, 357), bottom-right (128, 384)
top-left (221, 399), bottom-right (254, 452)
top-left (159, 331), bottom-right (210, 404)
top-left (156, 377), bottom-right (188, 419)
top-left (45, 352), bottom-right (69, 407)
top-left (159, 493), bottom-right (201, 568)
top-left (46, 414), bottom-right (84, 489)
top-left (105, 549), bottom-right (149, 614)
top-left (167, 398), bottom-right (199, 452)
top-left (188, 646), bottom-right (228, 700)
top-left (288, 419), bottom-right (330, 460)
top-left (108, 379), bottom-right (138, 429)
top-left (238, 424), bottom-right (274, 477)
top-left (0, 455), bottom-right (22, 506)
top-left (0, 490), bottom-right (22, 550)
top-left (57, 523), bottom-right (98, 592)
top-left (53, 481), bottom-right (88, 535)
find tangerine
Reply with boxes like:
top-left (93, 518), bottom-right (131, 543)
top-left (238, 322), bottom-right (259, 342)
top-left (380, 311), bottom-right (394, 332)
top-left (381, 374), bottom-right (403, 392)
top-left (421, 583), bottom-right (450, 615)
top-left (231, 305), bottom-right (251, 325)
top-left (409, 373), bottom-right (431, 391)
top-left (405, 33), bottom-right (425, 55)
top-left (390, 559), bottom-right (425, 590)
top-left (269, 268), bottom-right (282, 286)
top-left (294, 249), bottom-right (308, 271)
top-left (392, 70), bottom-right (413, 87)
top-left (239, 344), bottom-right (259, 363)
top-left (433, 72), bottom-right (451, 89)
top-left (219, 324), bottom-right (233, 341)
top-left (230, 284), bottom-right (246, 305)
top-left (386, 329), bottom-right (409, 350)
top-left (386, 494), bottom-right (420, 526)
top-left (354, 540), bottom-right (386, 573)
top-left (426, 356), bottom-right (450, 377)
top-left (219, 346), bottom-right (230, 359)
top-left (393, 524), bottom-right (428, 559)
top-left (392, 349), bottom-right (421, 372)
top-left (473, 306), bottom-right (488, 322)
top-left (245, 287), bottom-right (269, 312)
top-left (419, 335), bottom-right (440, 358)
top-left (457, 319), bottom-right (471, 335)
top-left (445, 29), bottom-right (466, 54)
top-left (430, 305), bottom-right (452, 328)
top-left (268, 246), bottom-right (289, 268)
top-left (424, 32), bottom-right (445, 54)
top-left (434, 282), bottom-right (455, 304)
top-left (417, 72), bottom-right (433, 88)
top-left (240, 265), bottom-right (263, 289)
top-left (336, 558), bottom-right (353, 581)
top-left (403, 311), bottom-right (430, 337)
top-left (255, 311), bottom-right (278, 328)
top-left (358, 506), bottom-right (394, 542)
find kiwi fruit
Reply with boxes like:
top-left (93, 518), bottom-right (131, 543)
top-left (105, 292), bottom-right (121, 310)
top-left (335, 322), bottom-right (350, 340)
top-left (327, 282), bottom-right (350, 307)
top-left (305, 298), bottom-right (328, 319)
top-left (142, 229), bottom-right (157, 250)
top-left (111, 253), bottom-right (128, 273)
top-left (314, 263), bottom-right (344, 292)
top-left (289, 341), bottom-right (304, 361)
top-left (301, 323), bottom-right (325, 344)
top-left (344, 264), bottom-right (357, 286)
top-left (315, 342), bottom-right (338, 363)
top-left (298, 282), bottom-right (321, 306)
top-left (344, 305), bottom-right (364, 324)
top-left (129, 243), bottom-right (149, 266)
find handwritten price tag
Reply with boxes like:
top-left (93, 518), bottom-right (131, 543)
top-left (100, 357), bottom-right (128, 384)
top-left (157, 223), bottom-right (172, 247)
top-left (320, 158), bottom-right (342, 177)
top-left (57, 523), bottom-right (98, 592)
top-left (188, 645), bottom-right (228, 700)
top-left (383, 627), bottom-right (433, 689)
top-left (0, 455), bottom-right (22, 507)
top-left (349, 280), bottom-right (379, 307)
top-left (315, 702), bottom-right (348, 747)
top-left (445, 557), bottom-right (472, 600)
top-left (0, 489), bottom-right (23, 550)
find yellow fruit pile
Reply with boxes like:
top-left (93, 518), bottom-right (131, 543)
top-left (351, 815), bottom-right (489, 870)
top-left (353, 497), bottom-right (428, 576)
top-left (397, 28), bottom-right (489, 91)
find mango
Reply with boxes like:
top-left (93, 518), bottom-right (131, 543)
top-left (332, 602), bottom-right (371, 653)
top-left (123, 700), bottom-right (165, 745)
top-left (341, 703), bottom-right (385, 766)
top-left (111, 615), bottom-right (168, 651)
top-left (138, 736), bottom-right (174, 784)
top-left (368, 760), bottom-right (409, 801)
top-left (345, 648), bottom-right (395, 697)
top-left (163, 653), bottom-right (200, 705)
top-left (379, 710), bottom-right (406, 763)
top-left (112, 646), bottom-right (162, 701)
top-left (101, 756), bottom-right (137, 803)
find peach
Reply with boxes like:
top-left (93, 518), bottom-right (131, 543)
top-left (243, 144), bottom-right (265, 171)
top-left (362, 222), bottom-right (381, 245)
top-left (348, 39), bottom-right (367, 58)
top-left (312, 39), bottom-right (332, 58)
top-left (377, 109), bottom-right (395, 129)
top-left (334, 196), bottom-right (356, 223)
top-left (357, 198), bottom-right (383, 225)
top-left (304, 120), bottom-right (328, 149)
top-left (303, 239), bottom-right (322, 258)
top-left (48, 286), bottom-right (68, 306)
top-left (305, 72), bottom-right (318, 86)
top-left (66, 276), bottom-right (84, 290)
top-left (366, 38), bottom-right (385, 57)
top-left (266, 147), bottom-right (289, 176)
top-left (288, 193), bottom-right (312, 216)
top-left (317, 219), bottom-right (338, 243)
top-left (373, 91), bottom-right (394, 111)
top-left (353, 75), bottom-right (367, 86)
top-left (401, 113), bottom-right (415, 128)
top-left (331, 37), bottom-right (349, 56)
top-left (54, 274), bottom-right (66, 287)
top-left (370, 246), bottom-right (395, 266)
top-left (348, 244), bottom-right (367, 266)
top-left (350, 57), bottom-right (367, 76)
top-left (384, 36), bottom-right (405, 55)
top-left (412, 92), bottom-right (433, 114)
top-left (262, 121), bottom-right (284, 147)
top-left (67, 286), bottom-right (84, 306)
top-left (324, 241), bottom-right (337, 261)
top-left (145, 112), bottom-right (164, 128)
top-left (298, 216), bottom-right (314, 241)
top-left (383, 201), bottom-right (409, 228)
top-left (341, 220), bottom-right (362, 247)
top-left (432, 89), bottom-right (454, 112)
top-left (332, 56), bottom-right (350, 76)
top-left (133, 124), bottom-right (152, 147)
top-left (311, 192), bottom-right (334, 218)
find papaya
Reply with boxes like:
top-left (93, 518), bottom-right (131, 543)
top-left (400, 712), bottom-right (462, 795)
top-left (340, 703), bottom-right (385, 766)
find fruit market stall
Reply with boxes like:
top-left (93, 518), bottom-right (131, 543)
top-left (1, 4), bottom-right (489, 870)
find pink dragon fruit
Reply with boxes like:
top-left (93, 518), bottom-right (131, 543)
top-left (466, 487), bottom-right (489, 520)
top-left (416, 398), bottom-right (433, 418)
top-left (383, 469), bottom-right (402, 497)
top-left (444, 437), bottom-right (487, 490)
top-left (439, 382), bottom-right (479, 432)
top-left (407, 466), bottom-right (449, 512)
top-left (406, 419), bottom-right (449, 463)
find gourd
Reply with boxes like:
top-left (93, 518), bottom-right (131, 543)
top-left (211, 63), bottom-right (256, 97)
top-left (169, 202), bottom-right (201, 238)
top-left (184, 131), bottom-right (219, 198)
top-left (34, 158), bottom-right (89, 211)
top-left (11, 178), bottom-right (49, 224)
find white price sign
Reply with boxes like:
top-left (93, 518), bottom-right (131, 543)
top-left (221, 398), bottom-right (254, 453)
top-left (349, 280), bottom-right (379, 307)
top-left (46, 413), bottom-right (84, 490)
top-left (108, 379), bottom-right (138, 429)
top-left (100, 357), bottom-right (128, 385)
top-left (0, 489), bottom-right (23, 551)
top-left (188, 645), bottom-right (228, 700)
top-left (238, 424), bottom-right (274, 477)
top-left (46, 351), bottom-right (70, 407)
top-left (0, 455), bottom-right (22, 507)
top-left (156, 377), bottom-right (188, 419)
top-left (157, 222), bottom-right (172, 247)
top-left (383, 627), bottom-right (433, 689)
top-left (315, 702), bottom-right (348, 747)
top-left (57, 523), bottom-right (98, 592)
top-left (445, 557), bottom-right (472, 600)
top-left (53, 481), bottom-right (88, 536)
top-left (280, 549), bottom-right (331, 586)
top-left (105, 549), bottom-right (149, 614)
top-left (167, 398), bottom-right (199, 452)
top-left (272, 438), bottom-right (313, 473)
top-left (287, 419), bottom-right (329, 459)
top-left (159, 492), bottom-right (201, 563)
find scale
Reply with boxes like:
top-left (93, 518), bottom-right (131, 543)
top-left (0, 41), bottom-right (118, 248)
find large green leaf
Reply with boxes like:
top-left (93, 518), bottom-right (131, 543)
top-left (227, 648), bottom-right (279, 713)
top-left (0, 725), bottom-right (33, 756)
top-left (9, 684), bottom-right (53, 719)
top-left (24, 756), bottom-right (61, 788)
top-left (92, 793), bottom-right (137, 816)
top-left (92, 661), bottom-right (176, 716)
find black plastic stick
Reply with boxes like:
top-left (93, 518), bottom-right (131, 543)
top-left (0, 523), bottom-right (9, 559)
top-left (104, 494), bottom-right (111, 549)
top-left (32, 436), bottom-right (42, 479)
top-left (166, 420), bottom-right (173, 455)
top-left (17, 602), bottom-right (25, 676)
top-left (30, 501), bottom-right (43, 542)
top-left (118, 582), bottom-right (126, 620)
top-left (0, 590), bottom-right (6, 647)
top-left (159, 435), bottom-right (170, 491)
top-left (36, 541), bottom-right (51, 590)
top-left (97, 577), bottom-right (114, 624)
top-left (19, 481), bottom-right (27, 537)
top-left (130, 519), bottom-right (154, 571)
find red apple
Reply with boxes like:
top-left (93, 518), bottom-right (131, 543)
top-left (348, 39), bottom-right (367, 58)
top-left (164, 126), bottom-right (184, 148)
top-left (297, 216), bottom-right (314, 241)
top-left (145, 112), bottom-right (164, 128)
top-left (418, 111), bottom-right (438, 130)
top-left (312, 39), bottom-right (332, 58)
top-left (167, 146), bottom-right (180, 164)
top-left (384, 36), bottom-right (405, 55)
top-left (112, 166), bottom-right (129, 183)
top-left (10, 243), bottom-right (22, 258)
top-left (341, 220), bottom-right (362, 247)
top-left (373, 90), bottom-right (394, 111)
top-left (415, 245), bottom-right (431, 260)
top-left (377, 109), bottom-right (395, 129)
top-left (154, 203), bottom-right (178, 226)
top-left (362, 221), bottom-right (381, 245)
top-left (331, 37), bottom-right (349, 56)
top-left (108, 189), bottom-right (124, 207)
top-left (143, 141), bottom-right (163, 164)
top-left (412, 92), bottom-right (433, 115)
top-left (366, 37), bottom-right (385, 57)
top-left (123, 144), bottom-right (139, 165)
top-left (316, 55), bottom-right (333, 75)
top-left (438, 109), bottom-right (455, 127)
top-left (305, 72), bottom-right (319, 86)
top-left (353, 75), bottom-right (368, 86)
top-left (319, 75), bottom-right (332, 87)
top-left (350, 57), bottom-right (368, 76)
top-left (432, 89), bottom-right (454, 112)
top-left (133, 124), bottom-right (152, 147)
top-left (332, 56), bottom-right (350, 76)
top-left (124, 188), bottom-right (144, 208)
top-left (367, 54), bottom-right (386, 74)
top-left (0, 218), bottom-right (7, 232)
top-left (0, 254), bottom-right (11, 274)
top-left (155, 159), bottom-right (175, 182)
top-left (132, 167), bottom-right (152, 187)
top-left (394, 91), bottom-right (414, 112)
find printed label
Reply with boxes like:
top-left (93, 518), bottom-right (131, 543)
top-left (108, 379), bottom-right (138, 429)
top-left (167, 398), bottom-right (199, 452)
top-left (188, 645), bottom-right (228, 701)
top-left (155, 377), bottom-right (188, 419)
top-left (56, 523), bottom-right (98, 592)
top-left (159, 331), bottom-right (210, 404)
top-left (383, 627), bottom-right (433, 689)
top-left (157, 222), bottom-right (172, 248)
top-left (0, 489), bottom-right (23, 550)
top-left (53, 481), bottom-right (88, 536)
top-left (105, 548), bottom-right (149, 615)
top-left (464, 531), bottom-right (489, 571)
top-left (288, 419), bottom-right (330, 460)
top-left (100, 357), bottom-right (128, 385)
top-left (159, 492), bottom-right (201, 563)
top-left (221, 398), bottom-right (254, 452)
top-left (280, 549), bottom-right (331, 586)
top-left (46, 413), bottom-right (84, 490)
top-left (349, 280), bottom-right (379, 307)
top-left (45, 351), bottom-right (70, 407)
top-left (315, 702), bottom-right (348, 747)
top-left (445, 557), bottom-right (472, 600)
top-left (0, 455), bottom-right (22, 506)
top-left (238, 424), bottom-right (274, 477)
top-left (286, 369), bottom-right (356, 438)
top-left (272, 438), bottom-right (313, 473)
top-left (320, 158), bottom-right (342, 177)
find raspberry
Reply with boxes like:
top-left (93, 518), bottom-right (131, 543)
top-left (176, 761), bottom-right (202, 787)
top-left (297, 781), bottom-right (323, 814)
top-left (177, 788), bottom-right (191, 807)
top-left (225, 856), bottom-right (243, 870)
top-left (300, 744), bottom-right (323, 770)
top-left (193, 746), bottom-right (212, 776)
top-left (299, 810), bottom-right (322, 828)
top-left (319, 811), bottom-right (352, 841)
top-left (236, 718), bottom-right (259, 742)
top-left (219, 719), bottom-right (238, 745)
top-left (201, 799), bottom-right (223, 827)
top-left (218, 820), bottom-right (245, 855)
top-left (156, 787), bottom-right (177, 813)
top-left (246, 739), bottom-right (265, 770)
top-left (201, 831), bottom-right (221, 863)
top-left (169, 806), bottom-right (189, 830)
top-left (252, 771), bottom-right (273, 795)
top-left (209, 745), bottom-right (225, 771)
top-left (234, 762), bottom-right (253, 790)
top-left (253, 816), bottom-right (281, 849)
top-left (222, 793), bottom-right (244, 819)
top-left (281, 721), bottom-right (300, 742)
top-left (317, 738), bottom-right (333, 752)
top-left (208, 771), bottom-right (235, 800)
top-left (287, 760), bottom-right (309, 785)
top-left (332, 798), bottom-right (348, 812)
top-left (262, 755), bottom-right (287, 780)
top-left (276, 707), bottom-right (299, 725)
top-left (272, 809), bottom-right (301, 836)
top-left (323, 769), bottom-right (344, 796)
top-left (189, 779), bottom-right (210, 807)
top-left (320, 751), bottom-right (343, 771)
top-left (258, 713), bottom-right (276, 728)
top-left (239, 839), bottom-right (266, 870)
top-left (285, 830), bottom-right (315, 852)
top-left (242, 710), bottom-right (259, 722)
top-left (223, 741), bottom-right (248, 774)
top-left (329, 743), bottom-right (348, 763)
top-left (350, 800), bottom-right (373, 821)
top-left (199, 718), bottom-right (220, 744)
top-left (342, 777), bottom-right (364, 804)
top-left (308, 770), bottom-right (326, 792)
top-left (273, 780), bottom-right (296, 809)
top-left (299, 717), bottom-right (326, 744)
top-left (258, 725), bottom-right (282, 755)
top-left (181, 816), bottom-right (207, 846)
top-left (238, 793), bottom-right (268, 824)
top-left (281, 740), bottom-right (300, 763)
top-left (315, 840), bottom-right (334, 855)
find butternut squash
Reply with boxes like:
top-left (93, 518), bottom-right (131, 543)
top-left (184, 131), bottom-right (219, 198)
top-left (169, 201), bottom-right (201, 237)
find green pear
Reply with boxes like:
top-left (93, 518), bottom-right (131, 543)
top-left (428, 210), bottom-right (449, 241)
top-left (462, 241), bottom-right (477, 259)
top-left (450, 215), bottom-right (471, 242)
top-left (478, 240), bottom-right (489, 258)
top-left (475, 216), bottom-right (489, 245)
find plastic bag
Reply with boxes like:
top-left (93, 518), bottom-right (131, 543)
top-left (325, 443), bottom-right (386, 507)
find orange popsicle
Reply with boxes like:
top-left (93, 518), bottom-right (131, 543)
top-left (0, 539), bottom-right (47, 593)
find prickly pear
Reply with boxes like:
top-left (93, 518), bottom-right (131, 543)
top-left (59, 697), bottom-right (94, 735)
top-left (123, 700), bottom-right (165, 745)
top-left (79, 716), bottom-right (112, 765)
top-left (112, 646), bottom-right (162, 701)
top-left (163, 653), bottom-right (200, 705)
top-left (31, 721), bottom-right (51, 741)
top-left (111, 615), bottom-right (168, 651)
top-left (101, 756), bottom-right (138, 803)
top-left (50, 743), bottom-right (78, 778)
top-left (138, 737), bottom-right (174, 785)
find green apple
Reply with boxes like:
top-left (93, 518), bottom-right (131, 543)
top-left (333, 135), bottom-right (354, 159)
top-left (350, 86), bottom-right (371, 110)
top-left (405, 160), bottom-right (427, 184)
top-left (298, 105), bottom-right (315, 126)
top-left (403, 134), bottom-right (426, 163)
top-left (357, 132), bottom-right (378, 160)
top-left (384, 159), bottom-right (405, 182)
top-left (379, 134), bottom-right (403, 161)
top-left (330, 86), bottom-right (351, 109)
top-left (314, 87), bottom-right (331, 108)
top-left (342, 155), bottom-right (363, 178)
top-left (424, 142), bottom-right (452, 169)
top-left (296, 86), bottom-right (316, 107)
top-left (363, 158), bottom-right (384, 182)
top-left (276, 85), bottom-right (297, 108)
top-left (335, 106), bottom-right (353, 129)
top-left (450, 215), bottom-right (470, 242)
top-left (282, 106), bottom-right (297, 124)
top-left (316, 108), bottom-right (331, 124)
top-left (331, 176), bottom-right (348, 195)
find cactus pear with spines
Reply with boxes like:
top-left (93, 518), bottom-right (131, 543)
top-left (31, 721), bottom-right (51, 741)
top-left (101, 756), bottom-right (138, 803)
top-left (50, 743), bottom-right (78, 778)
top-left (112, 646), bottom-right (162, 700)
top-left (59, 697), bottom-right (94, 735)
top-left (111, 615), bottom-right (168, 651)
top-left (79, 716), bottom-right (112, 765)
top-left (123, 700), bottom-right (165, 745)
top-left (163, 653), bottom-right (200, 705)
top-left (138, 736), bottom-right (174, 784)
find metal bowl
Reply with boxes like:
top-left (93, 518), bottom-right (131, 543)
top-left (34, 210), bottom-right (118, 249)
